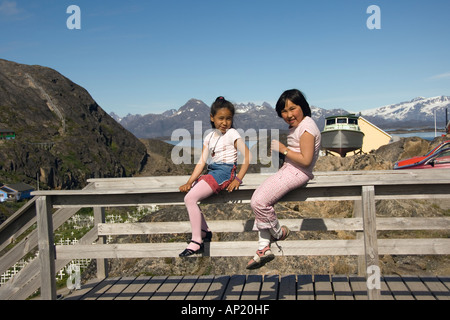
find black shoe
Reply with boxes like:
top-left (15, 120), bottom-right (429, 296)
top-left (179, 240), bottom-right (204, 257)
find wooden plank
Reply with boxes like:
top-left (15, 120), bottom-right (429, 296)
top-left (375, 183), bottom-right (450, 200)
top-left (88, 175), bottom-right (191, 190)
top-left (376, 217), bottom-right (450, 231)
top-left (437, 276), bottom-right (450, 298)
top-left (97, 276), bottom-right (136, 300)
top-left (0, 181), bottom-right (93, 253)
top-left (132, 276), bottom-right (167, 300)
top-left (55, 239), bottom-right (450, 260)
top-left (61, 274), bottom-right (450, 301)
top-left (439, 276), bottom-right (450, 289)
top-left (348, 275), bottom-right (368, 300)
top-left (97, 217), bottom-right (450, 237)
top-left (1, 223), bottom-right (98, 301)
top-left (379, 278), bottom-right (395, 300)
top-left (314, 275), bottom-right (334, 300)
top-left (55, 240), bottom-right (365, 259)
top-left (383, 275), bottom-right (414, 300)
top-left (222, 275), bottom-right (246, 300)
top-left (297, 275), bottom-right (314, 300)
top-left (259, 275), bottom-right (279, 300)
top-left (32, 176), bottom-right (450, 208)
top-left (332, 275), bottom-right (354, 300)
top-left (36, 196), bottom-right (56, 301)
top-left (0, 197), bottom-right (37, 252)
top-left (84, 169), bottom-right (450, 189)
top-left (150, 276), bottom-right (183, 300)
top-left (240, 275), bottom-right (262, 300)
top-left (97, 219), bottom-right (364, 235)
top-left (167, 276), bottom-right (198, 300)
top-left (186, 275), bottom-right (214, 300)
top-left (402, 276), bottom-right (435, 300)
top-left (82, 277), bottom-right (120, 300)
top-left (361, 185), bottom-right (380, 300)
top-left (203, 275), bottom-right (230, 300)
top-left (278, 275), bottom-right (296, 300)
top-left (0, 206), bottom-right (80, 276)
top-left (64, 278), bottom-right (104, 300)
top-left (115, 276), bottom-right (151, 300)
top-left (377, 239), bottom-right (450, 255)
top-left (420, 276), bottom-right (450, 300)
top-left (98, 218), bottom-right (364, 235)
top-left (40, 170), bottom-right (450, 194)
top-left (94, 207), bottom-right (108, 279)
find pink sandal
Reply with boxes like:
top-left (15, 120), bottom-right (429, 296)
top-left (246, 246), bottom-right (275, 270)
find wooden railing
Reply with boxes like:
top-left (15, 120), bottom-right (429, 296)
top-left (1, 169), bottom-right (449, 300)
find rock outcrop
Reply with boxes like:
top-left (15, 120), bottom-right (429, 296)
top-left (0, 59), bottom-right (148, 189)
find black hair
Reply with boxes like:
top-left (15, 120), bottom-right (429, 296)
top-left (210, 96), bottom-right (235, 128)
top-left (275, 89), bottom-right (312, 118)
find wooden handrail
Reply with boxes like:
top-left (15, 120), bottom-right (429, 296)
top-left (1, 169), bottom-right (449, 300)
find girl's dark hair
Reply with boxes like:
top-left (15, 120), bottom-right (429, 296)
top-left (210, 96), bottom-right (235, 128)
top-left (275, 89), bottom-right (312, 118)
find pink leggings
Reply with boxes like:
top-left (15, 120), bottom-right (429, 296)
top-left (251, 163), bottom-right (311, 232)
top-left (184, 180), bottom-right (214, 249)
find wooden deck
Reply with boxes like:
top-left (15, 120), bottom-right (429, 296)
top-left (61, 274), bottom-right (450, 301)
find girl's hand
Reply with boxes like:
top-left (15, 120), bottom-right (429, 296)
top-left (227, 179), bottom-right (241, 192)
top-left (179, 183), bottom-right (192, 193)
top-left (271, 140), bottom-right (286, 154)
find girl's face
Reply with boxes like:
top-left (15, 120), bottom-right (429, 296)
top-left (210, 108), bottom-right (233, 134)
top-left (280, 99), bottom-right (305, 127)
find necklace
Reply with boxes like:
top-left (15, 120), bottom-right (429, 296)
top-left (210, 132), bottom-right (223, 157)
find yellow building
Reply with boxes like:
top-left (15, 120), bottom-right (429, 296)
top-left (358, 116), bottom-right (392, 153)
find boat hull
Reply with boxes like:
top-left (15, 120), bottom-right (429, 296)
top-left (321, 129), bottom-right (364, 157)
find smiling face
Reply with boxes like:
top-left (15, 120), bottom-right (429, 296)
top-left (210, 108), bottom-right (233, 134)
top-left (280, 99), bottom-right (305, 127)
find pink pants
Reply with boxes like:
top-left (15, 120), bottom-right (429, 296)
top-left (184, 180), bottom-right (214, 246)
top-left (251, 163), bottom-right (311, 231)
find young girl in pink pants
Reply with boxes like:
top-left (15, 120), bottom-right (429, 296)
top-left (179, 96), bottom-right (250, 257)
top-left (247, 89), bottom-right (321, 269)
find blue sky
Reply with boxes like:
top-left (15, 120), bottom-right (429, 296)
top-left (1, 0), bottom-right (450, 116)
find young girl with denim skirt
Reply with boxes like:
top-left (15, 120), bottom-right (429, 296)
top-left (179, 96), bottom-right (250, 257)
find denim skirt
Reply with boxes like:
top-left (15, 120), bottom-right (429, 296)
top-left (197, 162), bottom-right (236, 193)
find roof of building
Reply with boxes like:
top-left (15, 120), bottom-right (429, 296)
top-left (2, 183), bottom-right (35, 192)
top-left (359, 116), bottom-right (392, 138)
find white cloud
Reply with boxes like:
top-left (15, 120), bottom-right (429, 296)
top-left (428, 72), bottom-right (450, 81)
top-left (0, 1), bottom-right (19, 16)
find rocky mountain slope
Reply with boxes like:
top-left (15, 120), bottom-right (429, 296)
top-left (0, 59), bottom-right (148, 189)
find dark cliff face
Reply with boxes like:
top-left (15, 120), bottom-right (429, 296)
top-left (0, 59), bottom-right (148, 189)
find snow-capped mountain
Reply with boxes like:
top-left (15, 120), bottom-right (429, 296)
top-left (112, 96), bottom-right (449, 138)
top-left (113, 98), bottom-right (350, 138)
top-left (360, 96), bottom-right (450, 128)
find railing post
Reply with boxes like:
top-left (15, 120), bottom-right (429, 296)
top-left (353, 199), bottom-right (366, 276)
top-left (94, 207), bottom-right (108, 279)
top-left (361, 185), bottom-right (381, 300)
top-left (36, 196), bottom-right (56, 300)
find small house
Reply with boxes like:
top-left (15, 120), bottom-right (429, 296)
top-left (0, 183), bottom-right (35, 202)
top-left (358, 117), bottom-right (392, 154)
top-left (0, 129), bottom-right (16, 140)
top-left (0, 184), bottom-right (7, 202)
